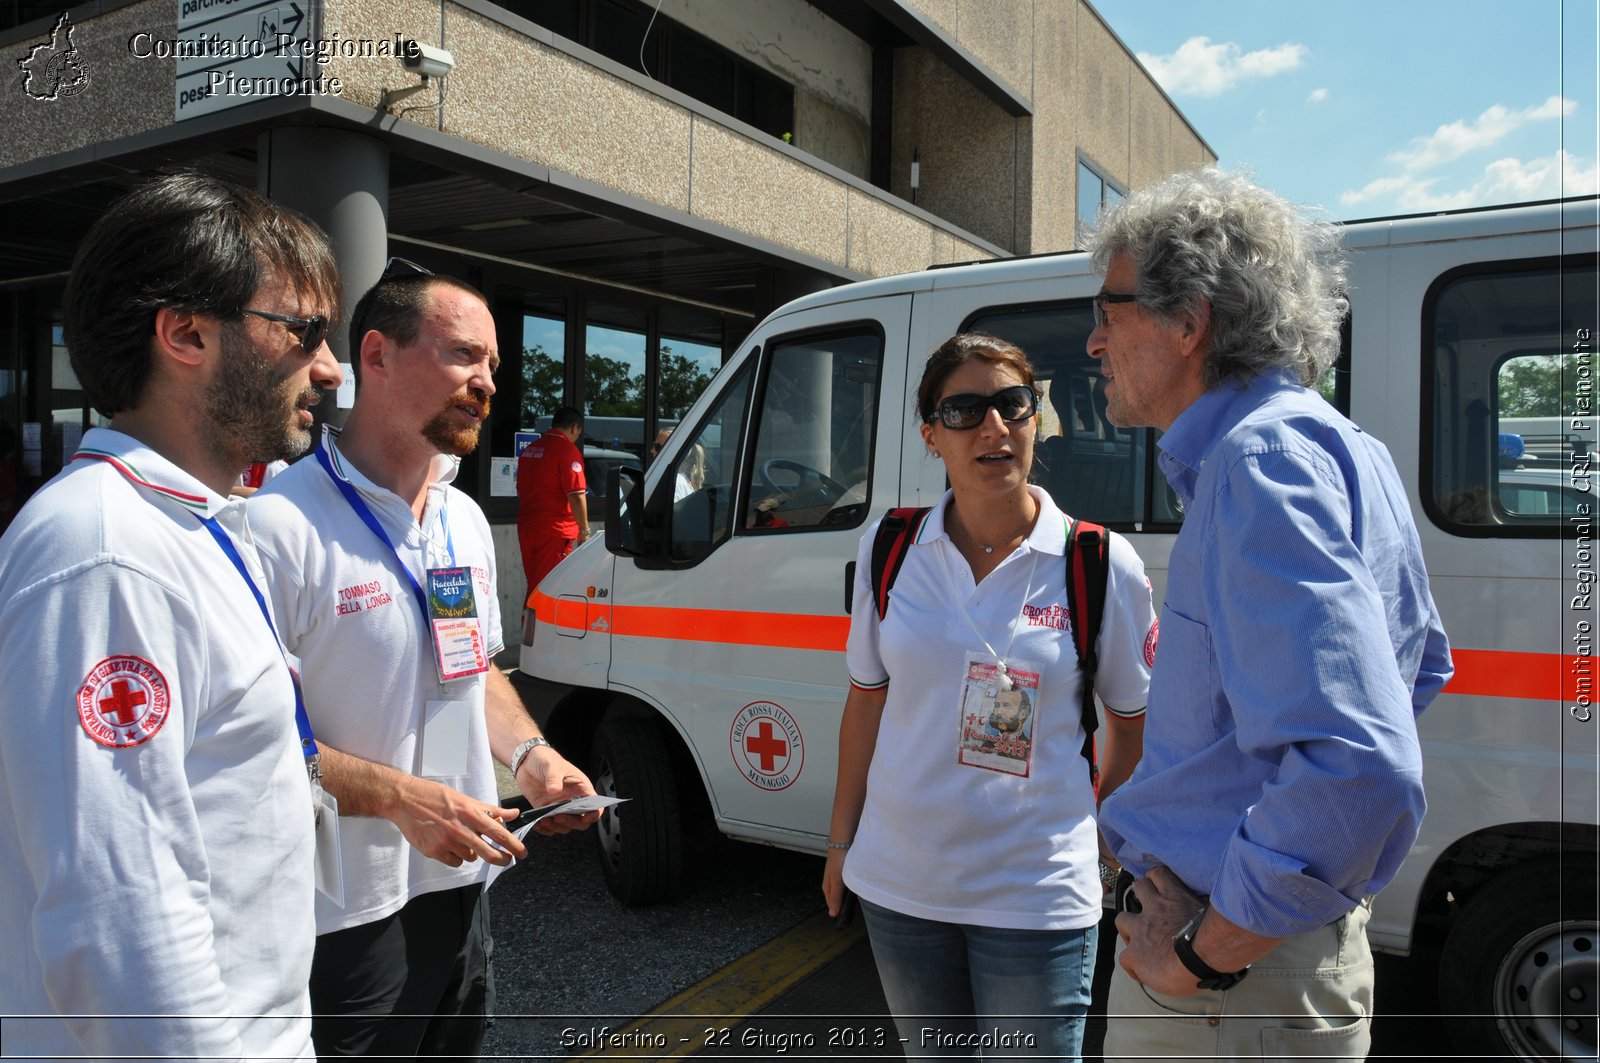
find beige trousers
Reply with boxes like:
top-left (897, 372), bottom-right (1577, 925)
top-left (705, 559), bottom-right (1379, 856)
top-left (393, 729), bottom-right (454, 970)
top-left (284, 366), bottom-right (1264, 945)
top-left (1103, 902), bottom-right (1374, 1062)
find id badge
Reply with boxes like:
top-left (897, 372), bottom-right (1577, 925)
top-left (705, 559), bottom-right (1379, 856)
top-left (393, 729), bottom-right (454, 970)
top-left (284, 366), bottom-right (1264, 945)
top-left (956, 651), bottom-right (1043, 777)
top-left (314, 789), bottom-right (345, 906)
top-left (421, 698), bottom-right (474, 778)
top-left (426, 566), bottom-right (489, 683)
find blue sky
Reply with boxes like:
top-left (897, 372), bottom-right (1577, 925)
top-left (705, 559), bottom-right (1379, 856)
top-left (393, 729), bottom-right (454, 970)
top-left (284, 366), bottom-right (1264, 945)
top-left (1091, 0), bottom-right (1598, 218)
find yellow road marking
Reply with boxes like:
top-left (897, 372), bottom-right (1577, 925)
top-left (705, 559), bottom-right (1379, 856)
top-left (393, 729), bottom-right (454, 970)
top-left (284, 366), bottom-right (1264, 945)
top-left (573, 911), bottom-right (866, 1060)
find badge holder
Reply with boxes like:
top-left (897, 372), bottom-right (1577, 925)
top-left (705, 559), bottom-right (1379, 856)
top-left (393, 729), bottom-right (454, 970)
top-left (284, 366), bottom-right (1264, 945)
top-left (314, 788), bottom-right (344, 906)
top-left (956, 651), bottom-right (1044, 777)
top-left (426, 566), bottom-right (490, 684)
top-left (420, 567), bottom-right (488, 780)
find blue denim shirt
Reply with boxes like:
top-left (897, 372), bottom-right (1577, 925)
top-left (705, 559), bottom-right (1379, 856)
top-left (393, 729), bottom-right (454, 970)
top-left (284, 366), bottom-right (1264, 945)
top-left (1099, 370), bottom-right (1453, 937)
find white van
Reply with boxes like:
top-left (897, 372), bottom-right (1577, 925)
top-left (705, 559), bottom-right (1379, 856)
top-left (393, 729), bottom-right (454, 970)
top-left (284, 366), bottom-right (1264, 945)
top-left (522, 197), bottom-right (1597, 1061)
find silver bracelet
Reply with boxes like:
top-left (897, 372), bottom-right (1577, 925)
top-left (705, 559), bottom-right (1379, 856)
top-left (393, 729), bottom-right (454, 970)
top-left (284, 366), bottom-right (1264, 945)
top-left (826, 839), bottom-right (852, 850)
top-left (509, 735), bottom-right (551, 778)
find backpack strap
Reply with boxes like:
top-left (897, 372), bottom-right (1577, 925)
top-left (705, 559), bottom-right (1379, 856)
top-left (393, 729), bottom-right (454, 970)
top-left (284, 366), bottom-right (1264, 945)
top-left (1066, 519), bottom-right (1110, 796)
top-left (870, 507), bottom-right (930, 621)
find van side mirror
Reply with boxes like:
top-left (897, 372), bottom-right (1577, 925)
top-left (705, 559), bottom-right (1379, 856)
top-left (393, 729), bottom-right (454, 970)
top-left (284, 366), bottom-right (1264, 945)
top-left (606, 465), bottom-right (646, 557)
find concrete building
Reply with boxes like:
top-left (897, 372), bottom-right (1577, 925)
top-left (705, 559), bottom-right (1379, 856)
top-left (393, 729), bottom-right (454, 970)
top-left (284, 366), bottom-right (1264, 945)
top-left (0, 0), bottom-right (1212, 636)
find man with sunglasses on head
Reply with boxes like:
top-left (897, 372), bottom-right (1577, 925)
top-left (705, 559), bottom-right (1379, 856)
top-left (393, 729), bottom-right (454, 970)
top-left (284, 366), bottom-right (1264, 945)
top-left (249, 258), bottom-right (599, 1059)
top-left (0, 173), bottom-right (342, 1061)
top-left (1085, 168), bottom-right (1452, 1060)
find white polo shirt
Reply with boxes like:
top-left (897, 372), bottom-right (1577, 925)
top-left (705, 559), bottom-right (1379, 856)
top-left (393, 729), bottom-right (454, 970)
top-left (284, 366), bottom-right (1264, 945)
top-left (250, 427), bottom-right (505, 934)
top-left (843, 486), bottom-right (1156, 931)
top-left (0, 428), bottom-right (316, 1062)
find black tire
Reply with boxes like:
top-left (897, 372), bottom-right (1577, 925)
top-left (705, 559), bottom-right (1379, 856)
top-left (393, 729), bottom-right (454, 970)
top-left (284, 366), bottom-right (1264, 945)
top-left (590, 716), bottom-right (683, 905)
top-left (1439, 857), bottom-right (1598, 1060)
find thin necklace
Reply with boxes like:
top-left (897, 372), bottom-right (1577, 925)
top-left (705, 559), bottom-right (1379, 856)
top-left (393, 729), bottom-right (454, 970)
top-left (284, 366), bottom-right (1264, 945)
top-left (953, 509), bottom-right (1033, 555)
top-left (938, 530), bottom-right (1042, 693)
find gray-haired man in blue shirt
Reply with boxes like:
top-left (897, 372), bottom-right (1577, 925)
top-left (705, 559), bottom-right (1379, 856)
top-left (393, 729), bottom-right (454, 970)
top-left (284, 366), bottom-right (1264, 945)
top-left (1085, 167), bottom-right (1453, 1060)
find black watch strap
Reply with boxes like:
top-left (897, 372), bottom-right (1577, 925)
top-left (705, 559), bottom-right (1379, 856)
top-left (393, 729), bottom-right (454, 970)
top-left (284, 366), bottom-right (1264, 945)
top-left (1173, 909), bottom-right (1250, 991)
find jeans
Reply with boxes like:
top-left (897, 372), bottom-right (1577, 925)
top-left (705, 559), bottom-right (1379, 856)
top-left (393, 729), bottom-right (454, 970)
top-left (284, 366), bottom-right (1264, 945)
top-left (861, 899), bottom-right (1096, 1062)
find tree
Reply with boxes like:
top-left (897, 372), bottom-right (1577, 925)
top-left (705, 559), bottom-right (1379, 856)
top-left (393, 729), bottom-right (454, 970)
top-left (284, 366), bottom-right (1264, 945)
top-left (1498, 353), bottom-right (1581, 418)
top-left (521, 345), bottom-right (563, 425)
top-left (586, 353), bottom-right (641, 417)
top-left (656, 345), bottom-right (715, 419)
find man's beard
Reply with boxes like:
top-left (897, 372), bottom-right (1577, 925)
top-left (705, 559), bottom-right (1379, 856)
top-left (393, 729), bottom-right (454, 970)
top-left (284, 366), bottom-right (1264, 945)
top-left (206, 325), bottom-right (319, 466)
top-left (423, 389), bottom-right (491, 456)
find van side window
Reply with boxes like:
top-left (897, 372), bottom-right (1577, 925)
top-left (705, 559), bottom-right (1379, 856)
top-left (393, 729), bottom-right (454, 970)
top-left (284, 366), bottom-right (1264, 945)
top-left (1426, 258), bottom-right (1597, 534)
top-left (666, 358), bottom-right (754, 563)
top-left (742, 328), bottom-right (883, 533)
top-left (964, 303), bottom-right (1181, 529)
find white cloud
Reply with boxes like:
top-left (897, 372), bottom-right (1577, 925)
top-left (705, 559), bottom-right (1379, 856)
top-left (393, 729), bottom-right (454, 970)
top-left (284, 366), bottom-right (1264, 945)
top-left (1341, 150), bottom-right (1599, 211)
top-left (1137, 37), bottom-right (1307, 97)
top-left (1386, 96), bottom-right (1575, 172)
top-left (1341, 95), bottom-right (1588, 211)
top-left (1307, 88), bottom-right (1328, 105)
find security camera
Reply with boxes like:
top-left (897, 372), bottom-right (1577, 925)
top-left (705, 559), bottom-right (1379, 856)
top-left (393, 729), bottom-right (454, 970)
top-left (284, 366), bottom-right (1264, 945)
top-left (402, 41), bottom-right (454, 79)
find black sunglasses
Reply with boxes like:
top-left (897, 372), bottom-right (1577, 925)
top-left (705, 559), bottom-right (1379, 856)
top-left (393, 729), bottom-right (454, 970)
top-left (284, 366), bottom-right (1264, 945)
top-left (1092, 291), bottom-right (1139, 328)
top-left (242, 308), bottom-right (329, 355)
top-left (926, 384), bottom-right (1038, 431)
top-left (380, 256), bottom-right (433, 282)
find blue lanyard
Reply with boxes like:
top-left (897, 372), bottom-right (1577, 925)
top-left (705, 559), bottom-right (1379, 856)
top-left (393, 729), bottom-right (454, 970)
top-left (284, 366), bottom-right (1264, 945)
top-left (313, 442), bottom-right (454, 624)
top-left (195, 513), bottom-right (318, 761)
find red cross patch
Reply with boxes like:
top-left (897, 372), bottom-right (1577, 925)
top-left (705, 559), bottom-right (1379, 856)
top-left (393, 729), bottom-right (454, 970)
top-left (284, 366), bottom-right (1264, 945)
top-left (77, 656), bottom-right (171, 748)
top-left (728, 701), bottom-right (805, 791)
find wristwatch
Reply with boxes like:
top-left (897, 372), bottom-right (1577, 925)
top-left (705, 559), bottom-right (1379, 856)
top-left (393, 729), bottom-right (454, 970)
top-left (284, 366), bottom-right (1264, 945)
top-left (509, 736), bottom-right (552, 779)
top-left (1173, 908), bottom-right (1250, 991)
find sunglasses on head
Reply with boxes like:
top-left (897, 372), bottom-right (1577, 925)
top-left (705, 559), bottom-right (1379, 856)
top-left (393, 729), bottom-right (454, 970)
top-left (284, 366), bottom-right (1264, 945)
top-left (241, 308), bottom-right (329, 355)
top-left (925, 384), bottom-right (1038, 430)
top-left (1092, 291), bottom-right (1139, 328)
top-left (380, 256), bottom-right (433, 282)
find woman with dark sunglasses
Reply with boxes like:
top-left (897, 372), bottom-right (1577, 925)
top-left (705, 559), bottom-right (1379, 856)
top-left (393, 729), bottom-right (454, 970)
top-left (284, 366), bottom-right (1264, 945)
top-left (823, 332), bottom-right (1159, 1062)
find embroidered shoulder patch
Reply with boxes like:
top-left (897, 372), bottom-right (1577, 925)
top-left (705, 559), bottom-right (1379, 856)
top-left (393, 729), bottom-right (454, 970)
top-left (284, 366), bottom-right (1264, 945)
top-left (1144, 619), bottom-right (1160, 668)
top-left (77, 655), bottom-right (171, 748)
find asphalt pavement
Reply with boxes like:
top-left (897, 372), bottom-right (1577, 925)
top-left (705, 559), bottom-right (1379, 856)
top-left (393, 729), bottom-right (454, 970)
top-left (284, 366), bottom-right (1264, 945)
top-left (486, 667), bottom-right (1470, 1062)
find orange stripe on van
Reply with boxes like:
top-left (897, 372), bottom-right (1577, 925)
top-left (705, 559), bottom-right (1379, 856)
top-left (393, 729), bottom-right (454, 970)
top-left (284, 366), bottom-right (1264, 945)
top-left (530, 589), bottom-right (849, 652)
top-left (531, 590), bottom-right (1584, 700)
top-left (1441, 649), bottom-right (1584, 702)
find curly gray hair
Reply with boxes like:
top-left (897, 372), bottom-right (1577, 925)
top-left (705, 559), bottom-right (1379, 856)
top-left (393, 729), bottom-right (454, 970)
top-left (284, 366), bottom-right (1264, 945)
top-left (1086, 168), bottom-right (1348, 388)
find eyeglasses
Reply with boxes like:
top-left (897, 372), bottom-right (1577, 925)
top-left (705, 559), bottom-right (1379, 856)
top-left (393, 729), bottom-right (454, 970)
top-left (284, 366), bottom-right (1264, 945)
top-left (925, 384), bottom-right (1038, 430)
top-left (1092, 291), bottom-right (1140, 328)
top-left (380, 256), bottom-right (433, 282)
top-left (241, 309), bottom-right (329, 355)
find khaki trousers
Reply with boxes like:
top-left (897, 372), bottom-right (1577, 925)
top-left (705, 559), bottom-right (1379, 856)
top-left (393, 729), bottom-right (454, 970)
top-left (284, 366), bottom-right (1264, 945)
top-left (1104, 902), bottom-right (1373, 1062)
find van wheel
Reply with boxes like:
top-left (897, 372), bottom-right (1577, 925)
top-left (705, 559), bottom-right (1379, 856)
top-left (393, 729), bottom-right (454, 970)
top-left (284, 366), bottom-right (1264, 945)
top-left (591, 716), bottom-right (683, 905)
top-left (1439, 858), bottom-right (1597, 1060)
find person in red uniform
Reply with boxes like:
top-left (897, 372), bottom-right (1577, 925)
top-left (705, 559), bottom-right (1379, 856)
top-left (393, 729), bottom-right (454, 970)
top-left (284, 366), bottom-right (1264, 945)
top-left (516, 405), bottom-right (588, 600)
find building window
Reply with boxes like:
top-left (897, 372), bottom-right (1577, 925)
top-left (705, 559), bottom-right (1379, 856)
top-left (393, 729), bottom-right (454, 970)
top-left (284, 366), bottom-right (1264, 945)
top-left (1076, 158), bottom-right (1125, 249)
top-left (655, 335), bottom-right (719, 424)
top-left (521, 312), bottom-right (566, 425)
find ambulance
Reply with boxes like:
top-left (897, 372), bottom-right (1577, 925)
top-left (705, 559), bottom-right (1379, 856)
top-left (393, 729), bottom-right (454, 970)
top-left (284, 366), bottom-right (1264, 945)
top-left (523, 196), bottom-right (1597, 1060)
